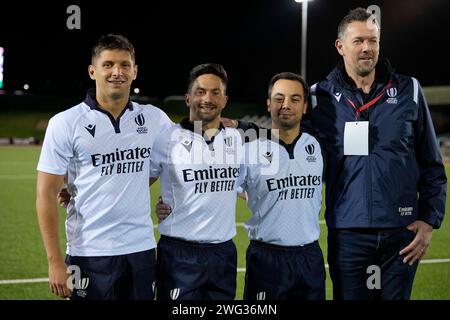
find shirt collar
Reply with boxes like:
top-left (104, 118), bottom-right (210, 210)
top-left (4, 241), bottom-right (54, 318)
top-left (84, 88), bottom-right (134, 111)
top-left (180, 117), bottom-right (225, 133)
top-left (179, 117), bottom-right (225, 144)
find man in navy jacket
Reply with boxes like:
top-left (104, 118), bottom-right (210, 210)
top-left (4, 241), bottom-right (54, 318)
top-left (306, 7), bottom-right (447, 299)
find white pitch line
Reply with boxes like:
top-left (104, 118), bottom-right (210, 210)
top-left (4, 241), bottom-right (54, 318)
top-left (419, 258), bottom-right (450, 264)
top-left (0, 278), bottom-right (49, 284)
top-left (2, 258), bottom-right (450, 285)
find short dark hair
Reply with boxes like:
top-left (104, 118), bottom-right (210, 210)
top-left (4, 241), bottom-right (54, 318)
top-left (337, 7), bottom-right (379, 39)
top-left (91, 34), bottom-right (136, 63)
top-left (267, 72), bottom-right (309, 100)
top-left (187, 63), bottom-right (228, 93)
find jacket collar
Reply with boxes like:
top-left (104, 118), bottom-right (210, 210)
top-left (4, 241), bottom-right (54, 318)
top-left (327, 57), bottom-right (394, 91)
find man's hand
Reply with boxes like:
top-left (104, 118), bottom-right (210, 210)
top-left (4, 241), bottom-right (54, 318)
top-left (156, 196), bottom-right (172, 223)
top-left (220, 117), bottom-right (238, 128)
top-left (399, 220), bottom-right (433, 265)
top-left (57, 187), bottom-right (71, 209)
top-left (48, 260), bottom-right (71, 299)
top-left (238, 191), bottom-right (248, 201)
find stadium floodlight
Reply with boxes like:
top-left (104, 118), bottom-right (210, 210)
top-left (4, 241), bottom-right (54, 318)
top-left (294, 0), bottom-right (314, 80)
top-left (0, 47), bottom-right (4, 89)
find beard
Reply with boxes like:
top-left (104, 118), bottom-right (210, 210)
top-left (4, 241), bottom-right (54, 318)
top-left (356, 66), bottom-right (374, 77)
top-left (276, 115), bottom-right (301, 130)
top-left (356, 57), bottom-right (378, 77)
top-left (193, 104), bottom-right (222, 124)
top-left (110, 91), bottom-right (126, 101)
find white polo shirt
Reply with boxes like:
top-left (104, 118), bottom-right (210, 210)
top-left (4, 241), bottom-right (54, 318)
top-left (150, 118), bottom-right (243, 243)
top-left (37, 90), bottom-right (172, 256)
top-left (239, 131), bottom-right (323, 246)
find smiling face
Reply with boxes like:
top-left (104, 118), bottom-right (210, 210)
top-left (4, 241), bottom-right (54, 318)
top-left (88, 49), bottom-right (137, 101)
top-left (267, 79), bottom-right (307, 130)
top-left (185, 73), bottom-right (228, 124)
top-left (336, 20), bottom-right (380, 78)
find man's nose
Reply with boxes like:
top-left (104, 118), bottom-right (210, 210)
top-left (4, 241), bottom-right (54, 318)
top-left (362, 40), bottom-right (371, 51)
top-left (202, 91), bottom-right (212, 102)
top-left (111, 65), bottom-right (122, 76)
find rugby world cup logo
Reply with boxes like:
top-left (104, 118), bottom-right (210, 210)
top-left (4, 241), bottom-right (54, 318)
top-left (386, 87), bottom-right (397, 98)
top-left (170, 288), bottom-right (180, 300)
top-left (305, 144), bottom-right (316, 163)
top-left (224, 136), bottom-right (236, 155)
top-left (386, 87), bottom-right (398, 104)
top-left (135, 113), bottom-right (145, 126)
top-left (305, 144), bottom-right (315, 155)
top-left (135, 113), bottom-right (148, 134)
top-left (224, 136), bottom-right (233, 147)
top-left (256, 291), bottom-right (266, 300)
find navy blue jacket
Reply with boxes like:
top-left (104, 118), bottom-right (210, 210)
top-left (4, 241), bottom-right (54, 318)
top-left (305, 59), bottom-right (447, 229)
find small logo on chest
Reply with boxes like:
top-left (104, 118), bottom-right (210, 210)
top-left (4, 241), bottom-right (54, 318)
top-left (84, 124), bottom-right (96, 138)
top-left (262, 151), bottom-right (273, 163)
top-left (333, 91), bottom-right (342, 102)
top-left (135, 113), bottom-right (148, 134)
top-left (305, 144), bottom-right (317, 163)
top-left (181, 140), bottom-right (193, 152)
top-left (386, 87), bottom-right (398, 104)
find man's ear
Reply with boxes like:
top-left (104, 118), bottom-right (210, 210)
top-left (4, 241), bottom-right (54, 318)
top-left (88, 65), bottom-right (95, 80)
top-left (133, 64), bottom-right (138, 80)
top-left (266, 98), bottom-right (271, 113)
top-left (335, 39), bottom-right (344, 57)
top-left (303, 101), bottom-right (308, 114)
top-left (185, 93), bottom-right (190, 108)
top-left (221, 95), bottom-right (228, 111)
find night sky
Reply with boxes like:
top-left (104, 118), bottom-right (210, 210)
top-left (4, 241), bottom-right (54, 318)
top-left (0, 0), bottom-right (449, 105)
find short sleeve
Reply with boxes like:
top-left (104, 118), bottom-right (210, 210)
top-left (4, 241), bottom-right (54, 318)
top-left (37, 115), bottom-right (73, 175)
top-left (236, 163), bottom-right (248, 193)
top-left (149, 129), bottom-right (168, 179)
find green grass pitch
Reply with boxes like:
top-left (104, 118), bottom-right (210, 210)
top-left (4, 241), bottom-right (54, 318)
top-left (0, 146), bottom-right (449, 299)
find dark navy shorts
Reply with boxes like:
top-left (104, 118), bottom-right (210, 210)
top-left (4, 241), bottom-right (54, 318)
top-left (65, 249), bottom-right (156, 300)
top-left (156, 235), bottom-right (237, 300)
top-left (244, 240), bottom-right (326, 300)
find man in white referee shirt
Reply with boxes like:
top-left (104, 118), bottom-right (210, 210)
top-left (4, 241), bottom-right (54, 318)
top-left (237, 72), bottom-right (325, 300)
top-left (150, 63), bottom-right (243, 300)
top-left (36, 34), bottom-right (171, 299)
